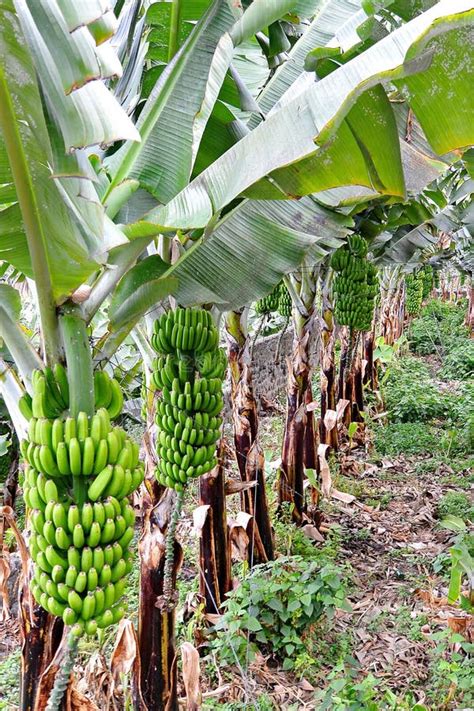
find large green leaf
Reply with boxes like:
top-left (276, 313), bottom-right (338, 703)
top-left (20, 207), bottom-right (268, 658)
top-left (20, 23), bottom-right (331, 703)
top-left (15, 0), bottom-right (139, 152)
top-left (394, 25), bottom-right (474, 155)
top-left (0, 0), bottom-right (140, 298)
top-left (248, 0), bottom-right (364, 129)
top-left (157, 197), bottom-right (351, 309)
top-left (0, 1), bottom-right (98, 298)
top-left (0, 283), bottom-right (20, 319)
top-left (108, 255), bottom-right (178, 330)
top-left (132, 1), bottom-right (473, 232)
top-left (106, 0), bottom-right (237, 204)
top-left (106, 0), bottom-right (326, 205)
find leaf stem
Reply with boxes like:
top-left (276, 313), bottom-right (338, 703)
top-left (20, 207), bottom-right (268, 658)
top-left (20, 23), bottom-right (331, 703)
top-left (46, 632), bottom-right (78, 711)
top-left (168, 0), bottom-right (182, 61)
top-left (0, 308), bottom-right (43, 393)
top-left (59, 306), bottom-right (94, 418)
top-left (0, 68), bottom-right (60, 365)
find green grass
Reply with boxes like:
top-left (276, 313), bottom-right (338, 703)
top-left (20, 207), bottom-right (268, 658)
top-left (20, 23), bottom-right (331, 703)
top-left (0, 649), bottom-right (20, 710)
top-left (373, 421), bottom-right (440, 456)
top-left (437, 491), bottom-right (474, 521)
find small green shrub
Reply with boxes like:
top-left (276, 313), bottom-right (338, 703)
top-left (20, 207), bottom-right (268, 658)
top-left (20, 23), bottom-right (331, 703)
top-left (382, 357), bottom-right (449, 422)
top-left (408, 316), bottom-right (440, 355)
top-left (373, 422), bottom-right (439, 456)
top-left (408, 299), bottom-right (468, 357)
top-left (210, 556), bottom-right (348, 670)
top-left (440, 340), bottom-right (474, 381)
top-left (437, 491), bottom-right (474, 521)
top-left (274, 503), bottom-right (341, 560)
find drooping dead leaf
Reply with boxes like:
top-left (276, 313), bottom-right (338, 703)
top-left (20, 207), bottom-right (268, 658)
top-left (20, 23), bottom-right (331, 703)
top-left (336, 399), bottom-right (350, 421)
top-left (301, 524), bottom-right (325, 543)
top-left (181, 642), bottom-right (201, 710)
top-left (0, 552), bottom-right (11, 621)
top-left (110, 619), bottom-right (138, 681)
top-left (318, 444), bottom-right (331, 498)
top-left (1, 506), bottom-right (30, 577)
top-left (361, 359), bottom-right (368, 379)
top-left (323, 409), bottom-right (337, 432)
top-left (224, 480), bottom-right (257, 495)
top-left (228, 513), bottom-right (251, 561)
top-left (110, 619), bottom-right (146, 709)
top-left (66, 687), bottom-right (100, 711)
top-left (78, 652), bottom-right (116, 710)
top-left (193, 505), bottom-right (210, 535)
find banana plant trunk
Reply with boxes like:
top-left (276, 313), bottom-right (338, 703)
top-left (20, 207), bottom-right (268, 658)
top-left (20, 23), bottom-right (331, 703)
top-left (337, 329), bottom-right (363, 426)
top-left (19, 583), bottom-right (64, 710)
top-left (319, 273), bottom-right (338, 451)
top-left (380, 269), bottom-right (404, 345)
top-left (226, 310), bottom-right (274, 563)
top-left (139, 486), bottom-right (182, 711)
top-left (198, 440), bottom-right (232, 613)
top-left (467, 282), bottom-right (474, 337)
top-left (363, 327), bottom-right (377, 390)
top-left (278, 269), bottom-right (318, 523)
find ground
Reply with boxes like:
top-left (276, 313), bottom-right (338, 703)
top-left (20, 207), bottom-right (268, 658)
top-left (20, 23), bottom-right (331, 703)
top-left (0, 298), bottom-right (473, 710)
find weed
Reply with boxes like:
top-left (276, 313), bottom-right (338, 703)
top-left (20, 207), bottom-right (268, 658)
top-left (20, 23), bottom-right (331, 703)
top-left (440, 340), bottom-right (474, 381)
top-left (437, 491), bottom-right (474, 521)
top-left (313, 662), bottom-right (426, 710)
top-left (382, 356), bottom-right (449, 422)
top-left (203, 695), bottom-right (276, 711)
top-left (273, 503), bottom-right (342, 561)
top-left (209, 556), bottom-right (349, 670)
top-left (427, 630), bottom-right (474, 708)
top-left (373, 422), bottom-right (439, 456)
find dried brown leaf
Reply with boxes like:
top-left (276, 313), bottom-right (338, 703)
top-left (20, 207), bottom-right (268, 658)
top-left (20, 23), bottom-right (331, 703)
top-left (318, 444), bottom-right (331, 498)
top-left (110, 619), bottom-right (138, 681)
top-left (181, 642), bottom-right (201, 710)
top-left (193, 505), bottom-right (210, 535)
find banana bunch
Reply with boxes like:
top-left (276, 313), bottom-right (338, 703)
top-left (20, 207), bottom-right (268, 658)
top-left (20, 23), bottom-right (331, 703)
top-left (151, 308), bottom-right (225, 491)
top-left (21, 380), bottom-right (143, 636)
top-left (151, 308), bottom-right (219, 355)
top-left (421, 264), bottom-right (433, 300)
top-left (18, 367), bottom-right (124, 422)
top-left (405, 272), bottom-right (424, 315)
top-left (255, 283), bottom-right (281, 315)
top-left (25, 462), bottom-right (136, 636)
top-left (331, 236), bottom-right (378, 332)
top-left (277, 283), bottom-right (292, 318)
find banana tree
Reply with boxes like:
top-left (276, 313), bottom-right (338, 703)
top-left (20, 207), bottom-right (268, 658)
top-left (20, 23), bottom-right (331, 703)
top-left (2, 0), bottom-right (474, 707)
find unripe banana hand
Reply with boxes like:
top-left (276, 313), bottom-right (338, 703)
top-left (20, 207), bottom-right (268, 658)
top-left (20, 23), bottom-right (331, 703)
top-left (151, 308), bottom-right (225, 491)
top-left (330, 237), bottom-right (378, 332)
top-left (22, 370), bottom-right (142, 636)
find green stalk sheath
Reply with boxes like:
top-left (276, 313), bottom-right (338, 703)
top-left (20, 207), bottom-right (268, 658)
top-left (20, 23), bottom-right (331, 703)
top-left (0, 308), bottom-right (43, 393)
top-left (168, 0), bottom-right (182, 61)
top-left (46, 632), bottom-right (78, 711)
top-left (0, 68), bottom-right (60, 365)
top-left (59, 307), bottom-right (95, 418)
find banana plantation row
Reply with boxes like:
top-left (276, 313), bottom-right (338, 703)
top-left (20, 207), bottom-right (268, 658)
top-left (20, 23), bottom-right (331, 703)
top-left (0, 0), bottom-right (473, 709)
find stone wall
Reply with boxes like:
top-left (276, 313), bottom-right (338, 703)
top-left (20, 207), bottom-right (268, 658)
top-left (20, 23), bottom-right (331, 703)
top-left (227, 328), bottom-right (320, 414)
